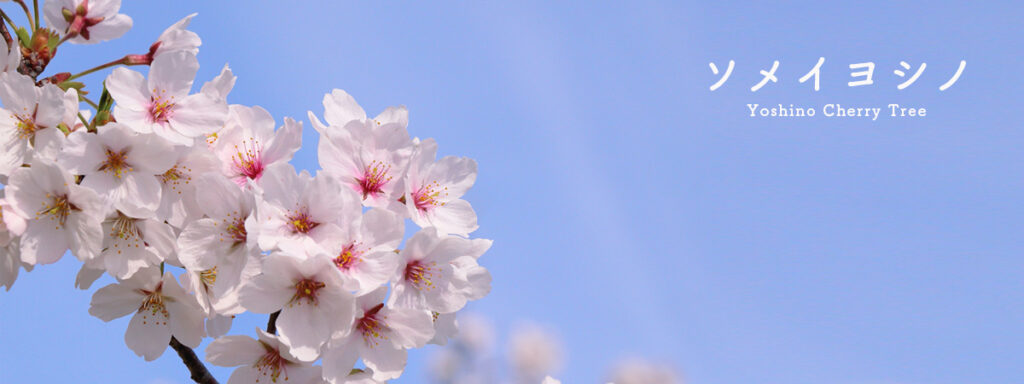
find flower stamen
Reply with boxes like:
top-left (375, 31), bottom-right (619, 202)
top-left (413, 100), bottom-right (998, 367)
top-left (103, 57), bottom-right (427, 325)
top-left (356, 160), bottom-right (392, 199)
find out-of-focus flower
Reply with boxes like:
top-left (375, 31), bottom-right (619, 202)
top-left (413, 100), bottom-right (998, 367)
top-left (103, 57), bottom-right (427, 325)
top-left (508, 324), bottom-right (563, 382)
top-left (607, 357), bottom-right (683, 384)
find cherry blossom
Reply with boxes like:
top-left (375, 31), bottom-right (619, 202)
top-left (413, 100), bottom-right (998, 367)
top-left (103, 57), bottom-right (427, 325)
top-left (106, 51), bottom-right (227, 145)
top-left (60, 123), bottom-right (177, 217)
top-left (211, 106), bottom-right (300, 186)
top-left (253, 162), bottom-right (359, 254)
top-left (389, 228), bottom-right (491, 314)
top-left (44, 0), bottom-right (133, 44)
top-left (238, 252), bottom-right (356, 362)
top-left (403, 138), bottom-right (480, 236)
top-left (177, 173), bottom-right (261, 318)
top-left (320, 208), bottom-right (403, 294)
top-left (0, 5), bottom-right (491, 382)
top-left (0, 72), bottom-right (66, 176)
top-left (84, 209), bottom-right (176, 280)
top-left (314, 90), bottom-right (413, 208)
top-left (89, 267), bottom-right (205, 361)
top-left (322, 287), bottom-right (435, 382)
top-left (206, 329), bottom-right (323, 384)
top-left (155, 144), bottom-right (220, 227)
top-left (4, 159), bottom-right (104, 264)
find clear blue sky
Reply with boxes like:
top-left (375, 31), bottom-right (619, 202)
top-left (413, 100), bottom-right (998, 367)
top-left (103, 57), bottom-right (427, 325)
top-left (2, 1), bottom-right (1023, 383)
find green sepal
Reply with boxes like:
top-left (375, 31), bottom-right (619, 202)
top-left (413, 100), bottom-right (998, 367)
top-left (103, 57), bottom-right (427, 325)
top-left (15, 27), bottom-right (30, 49)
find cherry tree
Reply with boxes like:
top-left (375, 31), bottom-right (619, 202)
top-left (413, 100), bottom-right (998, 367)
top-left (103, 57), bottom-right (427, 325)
top-left (0, 1), bottom-right (492, 383)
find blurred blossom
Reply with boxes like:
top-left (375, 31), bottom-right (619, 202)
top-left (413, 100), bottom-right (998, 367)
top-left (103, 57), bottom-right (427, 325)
top-left (458, 313), bottom-right (497, 355)
top-left (508, 323), bottom-right (563, 382)
top-left (429, 347), bottom-right (462, 382)
top-left (607, 357), bottom-right (683, 384)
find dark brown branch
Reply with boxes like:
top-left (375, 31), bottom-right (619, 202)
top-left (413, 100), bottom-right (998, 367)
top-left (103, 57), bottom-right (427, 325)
top-left (266, 311), bottom-right (281, 334)
top-left (169, 336), bottom-right (219, 384)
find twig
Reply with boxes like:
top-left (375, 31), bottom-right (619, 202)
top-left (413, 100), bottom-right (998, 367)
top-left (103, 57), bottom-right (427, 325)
top-left (169, 336), bottom-right (219, 384)
top-left (266, 310), bottom-right (281, 334)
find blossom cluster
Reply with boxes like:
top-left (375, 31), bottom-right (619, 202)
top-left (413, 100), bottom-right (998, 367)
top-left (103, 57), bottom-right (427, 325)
top-left (0, 1), bottom-right (491, 383)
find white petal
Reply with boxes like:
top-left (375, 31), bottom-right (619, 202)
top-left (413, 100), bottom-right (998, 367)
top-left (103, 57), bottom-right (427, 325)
top-left (149, 51), bottom-right (198, 99)
top-left (276, 302), bottom-right (330, 362)
top-left (80, 13), bottom-right (132, 43)
top-left (429, 199), bottom-right (479, 237)
top-left (171, 93), bottom-right (228, 138)
top-left (206, 335), bottom-right (263, 367)
top-left (19, 221), bottom-right (69, 265)
top-left (262, 117), bottom-right (302, 166)
top-left (105, 67), bottom-right (150, 110)
top-left (361, 343), bottom-right (407, 381)
top-left (125, 309), bottom-right (172, 361)
top-left (321, 336), bottom-right (360, 384)
top-left (322, 89), bottom-right (366, 127)
top-left (89, 282), bottom-right (141, 321)
top-left (385, 307), bottom-right (435, 349)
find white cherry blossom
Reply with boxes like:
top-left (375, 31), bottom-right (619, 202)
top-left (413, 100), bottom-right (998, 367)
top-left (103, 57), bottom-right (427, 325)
top-left (403, 138), bottom-right (479, 236)
top-left (44, 0), bottom-right (133, 44)
top-left (0, 72), bottom-right (66, 176)
top-left (389, 228), bottom-right (491, 314)
top-left (106, 51), bottom-right (227, 145)
top-left (89, 267), bottom-right (205, 361)
top-left (84, 209), bottom-right (176, 280)
top-left (4, 159), bottom-right (104, 264)
top-left (238, 252), bottom-right (356, 362)
top-left (155, 144), bottom-right (220, 227)
top-left (313, 90), bottom-right (413, 209)
top-left (60, 123), bottom-right (177, 217)
top-left (206, 329), bottom-right (323, 384)
top-left (211, 106), bottom-right (300, 186)
top-left (322, 287), bottom-right (435, 382)
top-left (320, 208), bottom-right (402, 294)
top-left (253, 162), bottom-right (359, 255)
top-left (0, 9), bottom-right (491, 382)
top-left (177, 173), bottom-right (261, 317)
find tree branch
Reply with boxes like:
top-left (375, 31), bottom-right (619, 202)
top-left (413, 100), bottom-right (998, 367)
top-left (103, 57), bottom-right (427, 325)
top-left (266, 310), bottom-right (281, 334)
top-left (169, 336), bottom-right (219, 384)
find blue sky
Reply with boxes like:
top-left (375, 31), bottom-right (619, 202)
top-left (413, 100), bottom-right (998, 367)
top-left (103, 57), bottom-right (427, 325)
top-left (2, 1), bottom-right (1023, 383)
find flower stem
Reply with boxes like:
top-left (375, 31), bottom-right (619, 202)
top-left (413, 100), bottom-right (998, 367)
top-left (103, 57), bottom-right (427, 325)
top-left (67, 56), bottom-right (132, 81)
top-left (76, 112), bottom-right (88, 129)
top-left (13, 1), bottom-right (32, 31)
top-left (80, 95), bottom-right (99, 110)
top-left (31, 0), bottom-right (38, 32)
top-left (169, 336), bottom-right (219, 384)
